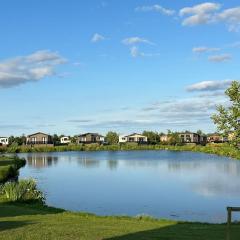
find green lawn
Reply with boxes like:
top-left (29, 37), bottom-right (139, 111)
top-left (0, 201), bottom-right (239, 240)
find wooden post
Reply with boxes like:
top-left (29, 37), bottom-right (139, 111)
top-left (226, 207), bottom-right (240, 240)
top-left (227, 207), bottom-right (231, 240)
top-left (227, 207), bottom-right (232, 229)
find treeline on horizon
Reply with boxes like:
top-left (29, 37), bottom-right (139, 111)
top-left (5, 130), bottom-right (209, 147)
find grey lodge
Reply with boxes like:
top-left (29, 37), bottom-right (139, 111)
top-left (77, 133), bottom-right (105, 144)
top-left (26, 132), bottom-right (53, 146)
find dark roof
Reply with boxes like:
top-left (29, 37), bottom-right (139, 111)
top-left (127, 133), bottom-right (146, 137)
top-left (27, 132), bottom-right (51, 137)
top-left (78, 133), bottom-right (104, 137)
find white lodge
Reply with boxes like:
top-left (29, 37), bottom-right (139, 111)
top-left (119, 133), bottom-right (148, 143)
top-left (0, 137), bottom-right (9, 146)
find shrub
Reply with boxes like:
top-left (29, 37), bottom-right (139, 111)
top-left (0, 166), bottom-right (15, 183)
top-left (0, 179), bottom-right (45, 203)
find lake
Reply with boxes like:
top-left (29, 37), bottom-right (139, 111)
top-left (18, 150), bottom-right (240, 223)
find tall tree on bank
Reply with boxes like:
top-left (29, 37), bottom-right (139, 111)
top-left (105, 131), bottom-right (119, 145)
top-left (211, 81), bottom-right (240, 147)
top-left (142, 131), bottom-right (160, 144)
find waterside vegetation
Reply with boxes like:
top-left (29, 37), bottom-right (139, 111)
top-left (0, 156), bottom-right (26, 182)
top-left (0, 142), bottom-right (239, 159)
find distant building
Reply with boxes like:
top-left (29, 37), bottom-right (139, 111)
top-left (0, 137), bottom-right (9, 146)
top-left (207, 134), bottom-right (227, 143)
top-left (26, 132), bottom-right (53, 146)
top-left (179, 132), bottom-right (201, 144)
top-left (60, 136), bottom-right (71, 144)
top-left (77, 133), bottom-right (105, 144)
top-left (119, 133), bottom-right (148, 143)
top-left (160, 135), bottom-right (171, 142)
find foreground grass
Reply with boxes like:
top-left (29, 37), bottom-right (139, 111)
top-left (1, 143), bottom-right (240, 160)
top-left (0, 199), bottom-right (239, 240)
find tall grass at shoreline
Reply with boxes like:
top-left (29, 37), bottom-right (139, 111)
top-left (1, 143), bottom-right (240, 159)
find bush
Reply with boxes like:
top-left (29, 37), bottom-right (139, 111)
top-left (0, 179), bottom-right (45, 203)
top-left (0, 166), bottom-right (15, 183)
top-left (0, 156), bottom-right (26, 182)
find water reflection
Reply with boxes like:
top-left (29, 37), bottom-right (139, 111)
top-left (18, 151), bottom-right (240, 223)
top-left (27, 155), bottom-right (58, 168)
top-left (76, 157), bottom-right (100, 168)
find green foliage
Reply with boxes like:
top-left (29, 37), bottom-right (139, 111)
top-left (212, 81), bottom-right (240, 147)
top-left (105, 131), bottom-right (119, 144)
top-left (0, 166), bottom-right (15, 183)
top-left (142, 131), bottom-right (160, 144)
top-left (167, 131), bottom-right (182, 146)
top-left (8, 135), bottom-right (26, 146)
top-left (52, 134), bottom-right (61, 146)
top-left (0, 179), bottom-right (45, 203)
top-left (0, 156), bottom-right (26, 182)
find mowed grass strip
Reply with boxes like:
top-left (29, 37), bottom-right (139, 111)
top-left (0, 201), bottom-right (239, 240)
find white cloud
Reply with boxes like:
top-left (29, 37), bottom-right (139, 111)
top-left (180, 2), bottom-right (221, 26)
top-left (208, 54), bottom-right (232, 62)
top-left (129, 46), bottom-right (160, 58)
top-left (192, 46), bottom-right (220, 53)
top-left (122, 37), bottom-right (154, 45)
top-left (180, 3), bottom-right (240, 31)
top-left (0, 50), bottom-right (66, 88)
top-left (135, 4), bottom-right (175, 16)
top-left (91, 33), bottom-right (105, 43)
top-left (130, 46), bottom-right (139, 58)
top-left (217, 7), bottom-right (240, 32)
top-left (186, 80), bottom-right (234, 92)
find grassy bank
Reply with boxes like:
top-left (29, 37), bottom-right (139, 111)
top-left (0, 198), bottom-right (239, 240)
top-left (1, 143), bottom-right (240, 160)
top-left (0, 156), bottom-right (26, 182)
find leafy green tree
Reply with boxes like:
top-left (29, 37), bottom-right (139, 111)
top-left (52, 134), bottom-right (61, 146)
top-left (167, 130), bottom-right (182, 146)
top-left (105, 131), bottom-right (119, 145)
top-left (142, 131), bottom-right (160, 144)
top-left (8, 135), bottom-right (26, 146)
top-left (211, 81), bottom-right (240, 147)
top-left (196, 130), bottom-right (205, 136)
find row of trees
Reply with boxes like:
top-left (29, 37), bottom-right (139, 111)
top-left (5, 81), bottom-right (240, 148)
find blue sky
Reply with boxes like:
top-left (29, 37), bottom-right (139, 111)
top-left (0, 0), bottom-right (240, 136)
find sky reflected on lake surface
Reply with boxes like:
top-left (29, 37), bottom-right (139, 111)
top-left (18, 151), bottom-right (240, 223)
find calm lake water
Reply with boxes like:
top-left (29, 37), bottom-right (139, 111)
top-left (18, 150), bottom-right (240, 223)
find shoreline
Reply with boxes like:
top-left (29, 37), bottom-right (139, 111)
top-left (2, 143), bottom-right (240, 160)
top-left (0, 199), bottom-right (239, 239)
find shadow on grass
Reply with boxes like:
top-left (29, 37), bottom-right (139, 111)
top-left (105, 222), bottom-right (240, 240)
top-left (0, 220), bottom-right (34, 232)
top-left (0, 201), bottom-right (65, 218)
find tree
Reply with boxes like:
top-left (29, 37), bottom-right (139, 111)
top-left (8, 135), bottom-right (26, 146)
top-left (211, 81), bottom-right (240, 147)
top-left (105, 131), bottom-right (119, 145)
top-left (167, 130), bottom-right (182, 146)
top-left (142, 131), bottom-right (160, 144)
top-left (52, 134), bottom-right (61, 146)
top-left (196, 130), bottom-right (205, 136)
